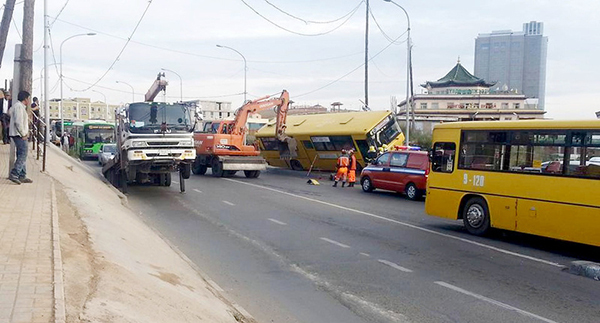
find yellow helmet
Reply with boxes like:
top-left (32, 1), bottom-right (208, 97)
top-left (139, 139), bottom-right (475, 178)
top-left (378, 147), bottom-right (384, 153)
top-left (368, 146), bottom-right (376, 152)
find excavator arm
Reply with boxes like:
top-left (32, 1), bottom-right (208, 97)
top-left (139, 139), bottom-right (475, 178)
top-left (231, 90), bottom-right (290, 138)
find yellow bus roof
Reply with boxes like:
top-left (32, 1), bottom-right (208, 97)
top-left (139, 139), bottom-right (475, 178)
top-left (256, 110), bottom-right (392, 137)
top-left (434, 119), bottom-right (600, 130)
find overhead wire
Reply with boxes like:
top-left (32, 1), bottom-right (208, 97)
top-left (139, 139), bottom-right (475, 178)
top-left (296, 35), bottom-right (408, 98)
top-left (63, 76), bottom-right (245, 100)
top-left (33, 0), bottom-right (71, 53)
top-left (50, 0), bottom-right (70, 27)
top-left (238, 0), bottom-right (363, 37)
top-left (11, 17), bottom-right (22, 40)
top-left (369, 4), bottom-right (407, 45)
top-left (50, 17), bottom-right (365, 64)
top-left (262, 0), bottom-right (363, 25)
top-left (73, 0), bottom-right (154, 92)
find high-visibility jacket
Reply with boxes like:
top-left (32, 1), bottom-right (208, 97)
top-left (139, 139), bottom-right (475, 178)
top-left (349, 155), bottom-right (357, 170)
top-left (337, 155), bottom-right (349, 168)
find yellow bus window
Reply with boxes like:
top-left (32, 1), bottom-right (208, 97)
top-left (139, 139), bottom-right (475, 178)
top-left (432, 142), bottom-right (456, 173)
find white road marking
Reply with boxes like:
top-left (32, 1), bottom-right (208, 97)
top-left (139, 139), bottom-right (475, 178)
top-left (224, 178), bottom-right (564, 268)
top-left (320, 237), bottom-right (351, 249)
top-left (172, 181), bottom-right (179, 184)
top-left (435, 281), bottom-right (558, 323)
top-left (193, 189), bottom-right (202, 193)
top-left (268, 218), bottom-right (288, 226)
top-left (359, 252), bottom-right (371, 257)
top-left (378, 259), bottom-right (413, 273)
top-left (222, 201), bottom-right (235, 206)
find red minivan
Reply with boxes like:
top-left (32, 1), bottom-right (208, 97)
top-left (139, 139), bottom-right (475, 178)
top-left (360, 150), bottom-right (429, 200)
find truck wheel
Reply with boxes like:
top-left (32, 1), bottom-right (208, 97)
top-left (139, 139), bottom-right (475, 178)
top-left (120, 170), bottom-right (128, 194)
top-left (181, 164), bottom-right (191, 179)
top-left (211, 159), bottom-right (224, 177)
top-left (244, 170), bottom-right (260, 178)
top-left (224, 170), bottom-right (237, 177)
top-left (179, 170), bottom-right (185, 193)
top-left (193, 163), bottom-right (207, 175)
top-left (164, 173), bottom-right (172, 187)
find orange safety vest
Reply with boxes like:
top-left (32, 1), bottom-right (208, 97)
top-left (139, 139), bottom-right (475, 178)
top-left (337, 155), bottom-right (350, 168)
top-left (349, 155), bottom-right (357, 170)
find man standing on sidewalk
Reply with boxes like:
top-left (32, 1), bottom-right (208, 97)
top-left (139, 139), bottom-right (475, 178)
top-left (8, 91), bottom-right (32, 184)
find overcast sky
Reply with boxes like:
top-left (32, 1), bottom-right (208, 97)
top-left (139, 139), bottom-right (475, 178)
top-left (1, 0), bottom-right (599, 119)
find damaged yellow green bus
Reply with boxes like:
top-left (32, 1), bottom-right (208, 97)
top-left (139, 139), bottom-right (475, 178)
top-left (255, 111), bottom-right (405, 172)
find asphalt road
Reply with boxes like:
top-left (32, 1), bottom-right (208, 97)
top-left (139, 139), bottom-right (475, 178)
top-left (84, 160), bottom-right (600, 323)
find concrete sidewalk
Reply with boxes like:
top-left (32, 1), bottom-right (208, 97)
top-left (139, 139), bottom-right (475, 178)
top-left (0, 143), bottom-right (56, 323)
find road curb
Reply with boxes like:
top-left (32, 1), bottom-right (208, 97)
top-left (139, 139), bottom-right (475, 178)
top-left (50, 179), bottom-right (67, 323)
top-left (569, 261), bottom-right (600, 281)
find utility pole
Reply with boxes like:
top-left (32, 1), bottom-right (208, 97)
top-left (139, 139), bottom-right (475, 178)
top-left (19, 0), bottom-right (35, 94)
top-left (0, 0), bottom-right (17, 70)
top-left (364, 0), bottom-right (369, 108)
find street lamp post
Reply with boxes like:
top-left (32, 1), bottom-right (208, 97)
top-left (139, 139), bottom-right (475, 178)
top-left (383, 0), bottom-right (411, 146)
top-left (60, 33), bottom-right (95, 146)
top-left (92, 90), bottom-right (108, 121)
top-left (116, 81), bottom-right (135, 102)
top-left (216, 44), bottom-right (247, 103)
top-left (161, 68), bottom-right (183, 102)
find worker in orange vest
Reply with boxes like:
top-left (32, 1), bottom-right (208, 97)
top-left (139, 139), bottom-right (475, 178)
top-left (333, 149), bottom-right (350, 187)
top-left (348, 149), bottom-right (357, 187)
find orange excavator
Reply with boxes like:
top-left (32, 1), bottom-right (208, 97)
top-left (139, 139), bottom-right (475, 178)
top-left (193, 90), bottom-right (295, 178)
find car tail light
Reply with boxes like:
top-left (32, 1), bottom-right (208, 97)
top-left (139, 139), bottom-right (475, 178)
top-left (425, 167), bottom-right (430, 178)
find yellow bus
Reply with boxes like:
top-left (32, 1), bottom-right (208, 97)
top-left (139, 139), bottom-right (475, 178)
top-left (425, 120), bottom-right (600, 247)
top-left (255, 111), bottom-right (405, 172)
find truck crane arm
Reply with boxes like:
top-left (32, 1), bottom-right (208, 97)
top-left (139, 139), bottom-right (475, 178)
top-left (144, 72), bottom-right (169, 102)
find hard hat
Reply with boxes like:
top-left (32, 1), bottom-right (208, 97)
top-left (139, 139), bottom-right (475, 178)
top-left (368, 146), bottom-right (376, 152)
top-left (378, 147), bottom-right (384, 153)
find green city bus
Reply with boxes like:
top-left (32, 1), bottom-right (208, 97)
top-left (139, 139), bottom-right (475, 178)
top-left (71, 121), bottom-right (115, 159)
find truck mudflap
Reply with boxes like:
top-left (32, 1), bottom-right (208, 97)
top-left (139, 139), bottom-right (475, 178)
top-left (218, 156), bottom-right (267, 171)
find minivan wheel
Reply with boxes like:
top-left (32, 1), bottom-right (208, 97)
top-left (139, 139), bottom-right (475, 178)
top-left (361, 177), bottom-right (374, 192)
top-left (405, 183), bottom-right (421, 201)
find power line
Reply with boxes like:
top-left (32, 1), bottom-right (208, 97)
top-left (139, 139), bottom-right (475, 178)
top-left (75, 0), bottom-right (154, 92)
top-left (296, 35), bottom-right (407, 98)
top-left (262, 0), bottom-right (363, 25)
top-left (34, 0), bottom-right (71, 53)
top-left (11, 17), bottom-right (22, 41)
top-left (50, 0), bottom-right (70, 27)
top-left (62, 76), bottom-right (245, 100)
top-left (50, 16), bottom-right (365, 64)
top-left (239, 0), bottom-right (363, 37)
top-left (369, 4), bottom-right (407, 45)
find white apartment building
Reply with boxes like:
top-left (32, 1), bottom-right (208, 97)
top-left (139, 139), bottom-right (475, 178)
top-left (47, 97), bottom-right (119, 122)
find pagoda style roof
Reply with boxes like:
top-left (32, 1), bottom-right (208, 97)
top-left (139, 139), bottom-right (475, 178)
top-left (422, 62), bottom-right (495, 88)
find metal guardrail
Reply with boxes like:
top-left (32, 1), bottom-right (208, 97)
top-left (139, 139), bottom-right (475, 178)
top-left (31, 114), bottom-right (47, 171)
